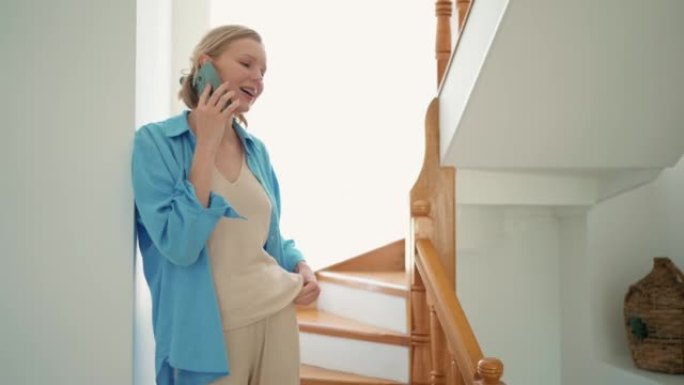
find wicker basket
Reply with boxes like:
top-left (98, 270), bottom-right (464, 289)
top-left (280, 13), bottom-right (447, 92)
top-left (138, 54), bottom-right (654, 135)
top-left (624, 257), bottom-right (684, 374)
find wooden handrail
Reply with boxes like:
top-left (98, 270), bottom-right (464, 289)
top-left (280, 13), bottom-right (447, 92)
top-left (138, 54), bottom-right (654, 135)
top-left (408, 2), bottom-right (505, 384)
top-left (414, 238), bottom-right (505, 385)
top-left (415, 238), bottom-right (483, 379)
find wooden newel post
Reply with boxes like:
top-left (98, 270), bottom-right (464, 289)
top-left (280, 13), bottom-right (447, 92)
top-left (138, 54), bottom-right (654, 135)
top-left (412, 200), bottom-right (431, 217)
top-left (412, 200), bottom-right (433, 240)
top-left (435, 0), bottom-right (452, 86)
top-left (410, 269), bottom-right (431, 385)
top-left (475, 358), bottom-right (505, 385)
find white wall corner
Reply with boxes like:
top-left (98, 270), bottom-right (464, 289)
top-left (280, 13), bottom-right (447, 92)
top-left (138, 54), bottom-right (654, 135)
top-left (170, 0), bottom-right (211, 114)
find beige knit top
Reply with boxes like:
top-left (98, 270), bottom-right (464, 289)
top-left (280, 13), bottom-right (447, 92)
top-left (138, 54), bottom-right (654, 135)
top-left (207, 157), bottom-right (302, 330)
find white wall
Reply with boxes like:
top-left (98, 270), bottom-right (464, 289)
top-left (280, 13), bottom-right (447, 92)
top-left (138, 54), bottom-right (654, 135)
top-left (0, 1), bottom-right (136, 384)
top-left (457, 156), bottom-right (684, 385)
top-left (134, 0), bottom-right (172, 383)
top-left (170, 0), bottom-right (210, 114)
top-left (457, 206), bottom-right (562, 385)
top-left (559, 212), bottom-right (591, 384)
top-left (134, 0), bottom-right (211, 383)
top-left (577, 156), bottom-right (684, 385)
top-left (210, 0), bottom-right (435, 269)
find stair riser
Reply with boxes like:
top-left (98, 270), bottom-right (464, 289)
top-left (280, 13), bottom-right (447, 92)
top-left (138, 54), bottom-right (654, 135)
top-left (300, 333), bottom-right (409, 383)
top-left (316, 282), bottom-right (407, 333)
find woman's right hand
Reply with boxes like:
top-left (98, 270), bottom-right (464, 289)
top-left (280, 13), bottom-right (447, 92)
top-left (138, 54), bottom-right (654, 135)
top-left (193, 81), bottom-right (240, 149)
top-left (188, 81), bottom-right (240, 207)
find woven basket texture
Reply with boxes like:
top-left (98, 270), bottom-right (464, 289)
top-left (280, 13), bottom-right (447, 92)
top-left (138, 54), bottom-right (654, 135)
top-left (624, 257), bottom-right (684, 375)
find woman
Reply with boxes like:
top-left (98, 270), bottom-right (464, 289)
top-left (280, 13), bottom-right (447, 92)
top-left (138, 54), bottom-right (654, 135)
top-left (132, 25), bottom-right (320, 385)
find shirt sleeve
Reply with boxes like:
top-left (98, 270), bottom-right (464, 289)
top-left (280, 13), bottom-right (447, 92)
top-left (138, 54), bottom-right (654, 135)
top-left (132, 128), bottom-right (241, 266)
top-left (281, 239), bottom-right (304, 272)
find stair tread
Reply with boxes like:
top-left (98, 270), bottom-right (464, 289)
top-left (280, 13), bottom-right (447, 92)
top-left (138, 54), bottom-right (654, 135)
top-left (297, 308), bottom-right (409, 346)
top-left (317, 270), bottom-right (408, 296)
top-left (300, 364), bottom-right (403, 384)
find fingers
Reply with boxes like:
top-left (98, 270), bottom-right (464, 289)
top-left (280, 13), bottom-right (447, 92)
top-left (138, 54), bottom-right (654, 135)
top-left (206, 81), bottom-right (229, 106)
top-left (197, 83), bottom-right (212, 105)
top-left (296, 262), bottom-right (315, 281)
top-left (302, 280), bottom-right (319, 294)
top-left (213, 89), bottom-right (235, 110)
top-left (220, 97), bottom-right (239, 118)
top-left (300, 271), bottom-right (315, 284)
top-left (294, 262), bottom-right (319, 305)
top-left (293, 281), bottom-right (321, 306)
top-left (294, 291), bottom-right (318, 306)
top-left (294, 285), bottom-right (315, 304)
top-left (198, 81), bottom-right (233, 109)
top-left (192, 81), bottom-right (236, 147)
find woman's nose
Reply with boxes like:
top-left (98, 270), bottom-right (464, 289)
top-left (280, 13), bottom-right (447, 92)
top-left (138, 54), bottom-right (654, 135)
top-left (252, 69), bottom-right (263, 81)
top-left (253, 75), bottom-right (264, 90)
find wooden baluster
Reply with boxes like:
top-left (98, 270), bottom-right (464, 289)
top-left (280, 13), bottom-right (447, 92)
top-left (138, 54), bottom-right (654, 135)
top-left (475, 358), bottom-right (505, 385)
top-left (440, 328), bottom-right (465, 385)
top-left (429, 304), bottom-right (448, 385)
top-left (435, 0), bottom-right (452, 86)
top-left (410, 266), bottom-right (431, 385)
top-left (451, 356), bottom-right (466, 385)
top-left (456, 0), bottom-right (471, 32)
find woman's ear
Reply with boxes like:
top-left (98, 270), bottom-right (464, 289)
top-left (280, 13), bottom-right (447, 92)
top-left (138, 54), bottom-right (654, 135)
top-left (198, 54), bottom-right (211, 66)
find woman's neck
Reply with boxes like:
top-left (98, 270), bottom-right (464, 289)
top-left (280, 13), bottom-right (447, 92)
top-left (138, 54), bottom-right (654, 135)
top-left (187, 110), bottom-right (239, 145)
top-left (221, 122), bottom-right (240, 146)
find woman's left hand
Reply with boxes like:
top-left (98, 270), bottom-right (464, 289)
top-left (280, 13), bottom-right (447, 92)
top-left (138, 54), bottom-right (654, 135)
top-left (293, 261), bottom-right (320, 306)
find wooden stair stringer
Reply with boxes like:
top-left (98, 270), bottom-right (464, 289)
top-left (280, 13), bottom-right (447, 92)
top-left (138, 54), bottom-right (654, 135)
top-left (316, 270), bottom-right (409, 298)
top-left (320, 239), bottom-right (405, 273)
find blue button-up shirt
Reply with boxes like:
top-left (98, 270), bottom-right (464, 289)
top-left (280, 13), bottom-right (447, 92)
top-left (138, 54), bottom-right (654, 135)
top-left (132, 111), bottom-right (304, 385)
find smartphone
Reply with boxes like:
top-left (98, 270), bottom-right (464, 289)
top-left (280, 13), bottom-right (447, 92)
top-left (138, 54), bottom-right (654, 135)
top-left (193, 61), bottom-right (223, 95)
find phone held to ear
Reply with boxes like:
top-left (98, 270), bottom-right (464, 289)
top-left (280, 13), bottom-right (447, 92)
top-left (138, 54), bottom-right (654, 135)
top-left (193, 62), bottom-right (223, 96)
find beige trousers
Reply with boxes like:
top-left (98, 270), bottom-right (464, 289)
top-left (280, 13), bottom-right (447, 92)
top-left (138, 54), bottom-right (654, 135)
top-left (210, 304), bottom-right (300, 385)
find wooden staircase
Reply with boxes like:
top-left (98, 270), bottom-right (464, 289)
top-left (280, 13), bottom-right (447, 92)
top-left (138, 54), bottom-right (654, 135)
top-left (297, 240), bottom-right (409, 385)
top-left (300, 2), bottom-right (506, 384)
top-left (300, 364), bottom-right (401, 385)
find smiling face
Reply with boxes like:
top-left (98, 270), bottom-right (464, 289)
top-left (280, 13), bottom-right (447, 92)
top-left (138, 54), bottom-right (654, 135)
top-left (201, 38), bottom-right (267, 114)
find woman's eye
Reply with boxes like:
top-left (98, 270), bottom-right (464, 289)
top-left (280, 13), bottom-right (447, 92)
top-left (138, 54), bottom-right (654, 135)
top-left (240, 62), bottom-right (250, 68)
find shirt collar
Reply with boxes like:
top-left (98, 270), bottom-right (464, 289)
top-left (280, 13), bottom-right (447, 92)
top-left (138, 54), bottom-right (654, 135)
top-left (165, 110), bottom-right (255, 150)
top-left (163, 111), bottom-right (192, 137)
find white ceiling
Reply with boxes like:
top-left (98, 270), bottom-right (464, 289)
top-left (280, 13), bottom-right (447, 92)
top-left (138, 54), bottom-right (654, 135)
top-left (439, 0), bottom-right (684, 170)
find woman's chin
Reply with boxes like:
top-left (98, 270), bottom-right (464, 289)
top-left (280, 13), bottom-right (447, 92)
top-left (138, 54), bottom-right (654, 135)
top-left (236, 104), bottom-right (252, 115)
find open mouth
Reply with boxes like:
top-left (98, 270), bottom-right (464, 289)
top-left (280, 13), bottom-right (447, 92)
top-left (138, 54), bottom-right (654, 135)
top-left (240, 87), bottom-right (256, 98)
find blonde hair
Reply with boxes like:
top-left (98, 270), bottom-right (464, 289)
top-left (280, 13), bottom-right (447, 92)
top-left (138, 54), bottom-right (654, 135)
top-left (178, 25), bottom-right (262, 111)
